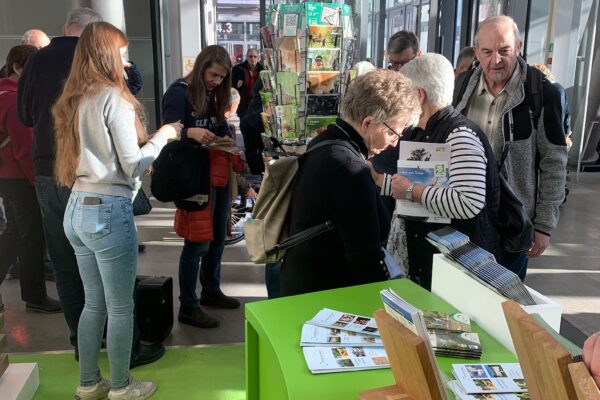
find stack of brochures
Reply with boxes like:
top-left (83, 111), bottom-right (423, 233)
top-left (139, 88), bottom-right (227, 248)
top-left (300, 308), bottom-right (389, 374)
top-left (448, 363), bottom-right (530, 399)
top-left (427, 227), bottom-right (537, 306)
top-left (381, 289), bottom-right (482, 360)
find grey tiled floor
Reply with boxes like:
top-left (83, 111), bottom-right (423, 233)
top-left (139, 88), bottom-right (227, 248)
top-left (1, 173), bottom-right (600, 353)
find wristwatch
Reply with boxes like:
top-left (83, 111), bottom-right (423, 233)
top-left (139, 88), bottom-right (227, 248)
top-left (405, 184), bottom-right (415, 201)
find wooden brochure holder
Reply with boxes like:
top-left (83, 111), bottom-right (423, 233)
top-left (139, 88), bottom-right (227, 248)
top-left (502, 300), bottom-right (600, 399)
top-left (359, 310), bottom-right (446, 400)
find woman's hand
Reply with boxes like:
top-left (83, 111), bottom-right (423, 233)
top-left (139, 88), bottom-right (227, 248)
top-left (247, 187), bottom-right (257, 200)
top-left (391, 174), bottom-right (412, 200)
top-left (158, 121), bottom-right (182, 140)
top-left (188, 127), bottom-right (216, 145)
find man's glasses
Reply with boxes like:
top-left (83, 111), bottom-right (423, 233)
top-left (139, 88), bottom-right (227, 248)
top-left (383, 122), bottom-right (402, 139)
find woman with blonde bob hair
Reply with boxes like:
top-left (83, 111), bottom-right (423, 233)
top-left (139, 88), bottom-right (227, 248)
top-left (280, 69), bottom-right (420, 296)
top-left (54, 22), bottom-right (181, 400)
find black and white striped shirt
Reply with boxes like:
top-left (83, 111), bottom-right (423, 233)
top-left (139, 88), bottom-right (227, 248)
top-left (381, 126), bottom-right (487, 220)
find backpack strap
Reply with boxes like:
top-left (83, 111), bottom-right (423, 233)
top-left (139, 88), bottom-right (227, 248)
top-left (526, 65), bottom-right (544, 123)
top-left (453, 68), bottom-right (476, 108)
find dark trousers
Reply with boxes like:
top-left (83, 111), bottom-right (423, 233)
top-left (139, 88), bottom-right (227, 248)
top-left (0, 179), bottom-right (47, 303)
top-left (34, 176), bottom-right (84, 346)
top-left (499, 250), bottom-right (528, 281)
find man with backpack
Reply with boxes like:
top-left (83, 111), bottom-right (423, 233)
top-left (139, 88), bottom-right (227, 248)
top-left (453, 15), bottom-right (568, 280)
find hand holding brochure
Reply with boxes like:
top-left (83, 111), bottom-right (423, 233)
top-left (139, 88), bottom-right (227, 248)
top-left (396, 141), bottom-right (451, 223)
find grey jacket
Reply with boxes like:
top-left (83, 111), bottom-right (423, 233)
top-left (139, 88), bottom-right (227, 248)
top-left (454, 57), bottom-right (568, 236)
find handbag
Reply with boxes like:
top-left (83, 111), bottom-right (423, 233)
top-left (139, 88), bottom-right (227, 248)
top-left (133, 188), bottom-right (153, 216)
top-left (497, 147), bottom-right (534, 253)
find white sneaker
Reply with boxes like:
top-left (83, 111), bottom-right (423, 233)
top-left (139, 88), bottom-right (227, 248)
top-left (74, 378), bottom-right (111, 400)
top-left (108, 377), bottom-right (156, 400)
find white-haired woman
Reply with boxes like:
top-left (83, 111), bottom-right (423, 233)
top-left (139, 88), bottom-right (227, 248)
top-left (378, 53), bottom-right (500, 291)
top-left (280, 69), bottom-right (420, 296)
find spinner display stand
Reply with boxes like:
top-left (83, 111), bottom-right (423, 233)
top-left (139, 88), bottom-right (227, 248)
top-left (259, 1), bottom-right (358, 147)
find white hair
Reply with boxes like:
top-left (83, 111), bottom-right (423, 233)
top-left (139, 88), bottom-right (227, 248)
top-left (400, 53), bottom-right (455, 108)
top-left (352, 61), bottom-right (376, 77)
top-left (65, 7), bottom-right (102, 30)
top-left (474, 15), bottom-right (522, 47)
top-left (21, 29), bottom-right (49, 47)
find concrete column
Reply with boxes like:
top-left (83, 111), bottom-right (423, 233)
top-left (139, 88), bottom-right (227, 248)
top-left (90, 0), bottom-right (126, 33)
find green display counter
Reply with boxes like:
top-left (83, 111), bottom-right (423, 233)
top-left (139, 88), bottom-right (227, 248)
top-left (245, 278), bottom-right (518, 400)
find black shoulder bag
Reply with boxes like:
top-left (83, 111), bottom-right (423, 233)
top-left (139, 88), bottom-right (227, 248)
top-left (497, 147), bottom-right (534, 253)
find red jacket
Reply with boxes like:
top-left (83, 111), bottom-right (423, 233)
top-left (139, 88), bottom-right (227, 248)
top-left (0, 78), bottom-right (35, 184)
top-left (174, 149), bottom-right (244, 242)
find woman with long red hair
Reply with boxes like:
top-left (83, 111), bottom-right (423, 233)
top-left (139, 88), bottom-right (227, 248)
top-left (53, 22), bottom-right (180, 399)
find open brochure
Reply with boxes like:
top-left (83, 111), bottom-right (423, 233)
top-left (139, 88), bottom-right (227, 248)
top-left (452, 363), bottom-right (527, 394)
top-left (396, 141), bottom-right (451, 223)
top-left (300, 324), bottom-right (383, 347)
top-left (306, 308), bottom-right (380, 336)
top-left (302, 346), bottom-right (389, 374)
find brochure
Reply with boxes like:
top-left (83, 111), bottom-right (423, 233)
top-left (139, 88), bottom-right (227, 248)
top-left (429, 331), bottom-right (482, 359)
top-left (275, 71), bottom-right (300, 106)
top-left (278, 4), bottom-right (304, 36)
top-left (423, 311), bottom-right (472, 333)
top-left (307, 48), bottom-right (340, 71)
top-left (308, 25), bottom-right (342, 48)
top-left (306, 94), bottom-right (339, 115)
top-left (305, 308), bottom-right (380, 336)
top-left (302, 346), bottom-right (389, 374)
top-left (426, 227), bottom-right (537, 306)
top-left (448, 381), bottom-right (531, 399)
top-left (300, 324), bottom-right (383, 347)
top-left (275, 37), bottom-right (301, 73)
top-left (306, 71), bottom-right (340, 94)
top-left (306, 2), bottom-right (340, 26)
top-left (260, 112), bottom-right (273, 136)
top-left (275, 105), bottom-right (299, 140)
top-left (452, 363), bottom-right (527, 394)
top-left (395, 141), bottom-right (451, 222)
top-left (305, 115), bottom-right (337, 137)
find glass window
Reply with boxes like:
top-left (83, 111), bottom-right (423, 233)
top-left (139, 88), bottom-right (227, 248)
top-left (247, 22), bottom-right (260, 41)
top-left (418, 3), bottom-right (430, 52)
top-left (477, 0), bottom-right (503, 22)
top-left (525, 0), bottom-right (551, 65)
top-left (217, 22), bottom-right (244, 41)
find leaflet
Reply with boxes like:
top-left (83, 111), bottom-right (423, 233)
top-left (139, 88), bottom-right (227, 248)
top-left (448, 381), bottom-right (530, 399)
top-left (452, 363), bottom-right (527, 394)
top-left (302, 346), bottom-right (389, 374)
top-left (300, 324), bottom-right (383, 347)
top-left (306, 308), bottom-right (380, 336)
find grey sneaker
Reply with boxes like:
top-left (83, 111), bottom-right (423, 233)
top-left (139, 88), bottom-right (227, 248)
top-left (108, 378), bottom-right (156, 400)
top-left (74, 378), bottom-right (111, 400)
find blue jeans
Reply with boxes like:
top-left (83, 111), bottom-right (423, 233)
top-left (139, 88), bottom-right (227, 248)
top-left (499, 250), bottom-right (528, 281)
top-left (64, 192), bottom-right (136, 389)
top-left (179, 186), bottom-right (229, 307)
top-left (35, 176), bottom-right (84, 346)
top-left (265, 262), bottom-right (281, 299)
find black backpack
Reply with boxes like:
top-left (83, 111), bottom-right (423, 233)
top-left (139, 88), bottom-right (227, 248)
top-left (150, 138), bottom-right (210, 211)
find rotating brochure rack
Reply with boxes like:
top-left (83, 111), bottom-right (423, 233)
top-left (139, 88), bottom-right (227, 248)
top-left (259, 1), bottom-right (358, 145)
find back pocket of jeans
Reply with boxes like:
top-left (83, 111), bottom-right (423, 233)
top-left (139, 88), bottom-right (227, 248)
top-left (80, 203), bottom-right (112, 240)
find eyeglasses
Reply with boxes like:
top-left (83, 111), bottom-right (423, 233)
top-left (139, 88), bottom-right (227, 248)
top-left (383, 122), bottom-right (402, 139)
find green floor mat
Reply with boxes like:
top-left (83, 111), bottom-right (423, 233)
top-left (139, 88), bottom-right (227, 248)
top-left (9, 344), bottom-right (246, 399)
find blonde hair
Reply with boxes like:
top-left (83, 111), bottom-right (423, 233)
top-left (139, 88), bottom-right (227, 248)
top-left (53, 22), bottom-right (147, 187)
top-left (532, 63), bottom-right (555, 81)
top-left (341, 69), bottom-right (420, 126)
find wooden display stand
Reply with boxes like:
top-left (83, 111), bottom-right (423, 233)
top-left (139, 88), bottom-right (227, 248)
top-left (359, 310), bottom-right (447, 400)
top-left (502, 300), bottom-right (600, 400)
top-left (0, 293), bottom-right (9, 377)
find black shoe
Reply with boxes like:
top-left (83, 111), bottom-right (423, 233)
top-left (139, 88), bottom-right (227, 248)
top-left (138, 244), bottom-right (146, 253)
top-left (178, 305), bottom-right (219, 328)
top-left (200, 290), bottom-right (240, 309)
top-left (25, 296), bottom-right (62, 313)
top-left (0, 301), bottom-right (4, 312)
top-left (130, 342), bottom-right (165, 369)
